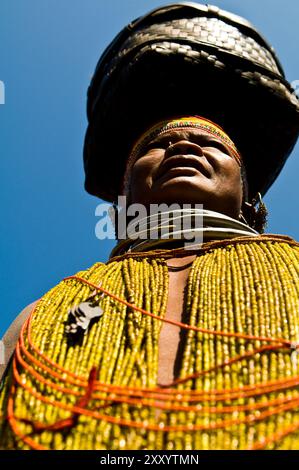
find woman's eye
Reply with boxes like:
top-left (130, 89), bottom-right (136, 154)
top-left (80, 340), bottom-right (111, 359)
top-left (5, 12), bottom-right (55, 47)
top-left (142, 143), bottom-right (159, 153)
top-left (145, 143), bottom-right (157, 151)
top-left (206, 142), bottom-right (230, 155)
top-left (146, 140), bottom-right (169, 151)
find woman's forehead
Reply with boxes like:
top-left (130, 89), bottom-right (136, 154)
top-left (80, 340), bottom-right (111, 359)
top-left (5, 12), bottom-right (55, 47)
top-left (147, 127), bottom-right (225, 145)
top-left (127, 118), bottom-right (242, 172)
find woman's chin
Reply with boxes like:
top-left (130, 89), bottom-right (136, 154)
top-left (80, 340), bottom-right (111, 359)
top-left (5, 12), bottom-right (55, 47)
top-left (150, 177), bottom-right (214, 205)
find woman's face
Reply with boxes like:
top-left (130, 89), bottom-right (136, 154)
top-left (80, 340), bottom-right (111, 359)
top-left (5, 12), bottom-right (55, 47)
top-left (126, 128), bottom-right (243, 219)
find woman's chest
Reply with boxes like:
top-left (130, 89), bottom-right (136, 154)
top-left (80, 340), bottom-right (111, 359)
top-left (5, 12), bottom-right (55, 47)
top-left (157, 255), bottom-right (197, 385)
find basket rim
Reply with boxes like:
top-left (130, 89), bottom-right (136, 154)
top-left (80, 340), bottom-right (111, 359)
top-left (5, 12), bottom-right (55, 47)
top-left (89, 2), bottom-right (284, 102)
top-left (89, 37), bottom-right (296, 120)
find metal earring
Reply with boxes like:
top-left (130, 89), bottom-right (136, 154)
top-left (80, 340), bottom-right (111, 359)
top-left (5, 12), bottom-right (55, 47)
top-left (238, 210), bottom-right (249, 225)
top-left (241, 192), bottom-right (268, 233)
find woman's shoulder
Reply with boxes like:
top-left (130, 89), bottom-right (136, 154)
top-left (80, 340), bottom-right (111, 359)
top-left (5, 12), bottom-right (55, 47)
top-left (0, 300), bottom-right (39, 382)
top-left (195, 233), bottom-right (299, 258)
top-left (260, 233), bottom-right (299, 244)
top-left (253, 233), bottom-right (299, 252)
top-left (0, 260), bottom-right (109, 380)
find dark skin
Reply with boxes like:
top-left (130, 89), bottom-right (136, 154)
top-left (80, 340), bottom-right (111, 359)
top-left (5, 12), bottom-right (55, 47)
top-left (123, 126), bottom-right (245, 390)
top-left (126, 128), bottom-right (244, 220)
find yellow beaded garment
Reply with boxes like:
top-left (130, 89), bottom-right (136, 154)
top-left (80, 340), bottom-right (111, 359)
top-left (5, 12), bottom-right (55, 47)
top-left (1, 236), bottom-right (299, 450)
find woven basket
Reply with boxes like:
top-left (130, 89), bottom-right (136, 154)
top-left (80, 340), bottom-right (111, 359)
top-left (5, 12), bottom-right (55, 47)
top-left (83, 2), bottom-right (299, 202)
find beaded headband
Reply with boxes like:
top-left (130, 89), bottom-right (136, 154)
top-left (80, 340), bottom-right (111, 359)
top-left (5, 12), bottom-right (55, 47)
top-left (121, 116), bottom-right (242, 195)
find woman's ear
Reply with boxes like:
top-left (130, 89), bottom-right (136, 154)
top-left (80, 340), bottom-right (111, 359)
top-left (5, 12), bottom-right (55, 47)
top-left (240, 194), bottom-right (268, 233)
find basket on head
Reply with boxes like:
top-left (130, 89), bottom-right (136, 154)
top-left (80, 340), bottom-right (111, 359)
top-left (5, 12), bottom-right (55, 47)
top-left (83, 2), bottom-right (299, 202)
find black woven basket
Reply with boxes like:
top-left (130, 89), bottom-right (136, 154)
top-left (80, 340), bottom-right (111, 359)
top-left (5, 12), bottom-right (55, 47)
top-left (84, 2), bottom-right (299, 202)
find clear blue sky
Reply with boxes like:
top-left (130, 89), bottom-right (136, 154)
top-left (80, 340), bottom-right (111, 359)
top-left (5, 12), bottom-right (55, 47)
top-left (1, 0), bottom-right (299, 336)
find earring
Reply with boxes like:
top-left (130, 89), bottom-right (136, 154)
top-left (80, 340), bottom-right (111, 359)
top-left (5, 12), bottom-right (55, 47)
top-left (240, 192), bottom-right (268, 233)
top-left (238, 210), bottom-right (249, 225)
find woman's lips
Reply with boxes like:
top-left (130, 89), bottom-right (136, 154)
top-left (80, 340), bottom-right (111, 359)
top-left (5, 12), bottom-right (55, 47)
top-left (156, 155), bottom-right (211, 180)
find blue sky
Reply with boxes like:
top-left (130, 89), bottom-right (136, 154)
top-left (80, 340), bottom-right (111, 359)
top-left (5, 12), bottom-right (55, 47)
top-left (1, 0), bottom-right (299, 336)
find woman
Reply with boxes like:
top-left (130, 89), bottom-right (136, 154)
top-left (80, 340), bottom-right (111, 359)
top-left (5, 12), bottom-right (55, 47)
top-left (1, 115), bottom-right (299, 450)
top-left (1, 3), bottom-right (299, 450)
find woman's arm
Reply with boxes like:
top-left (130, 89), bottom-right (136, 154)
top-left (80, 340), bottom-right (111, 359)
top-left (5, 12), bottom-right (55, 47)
top-left (0, 301), bottom-right (38, 383)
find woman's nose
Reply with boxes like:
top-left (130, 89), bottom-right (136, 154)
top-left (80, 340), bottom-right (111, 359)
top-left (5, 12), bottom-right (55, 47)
top-left (165, 140), bottom-right (204, 158)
